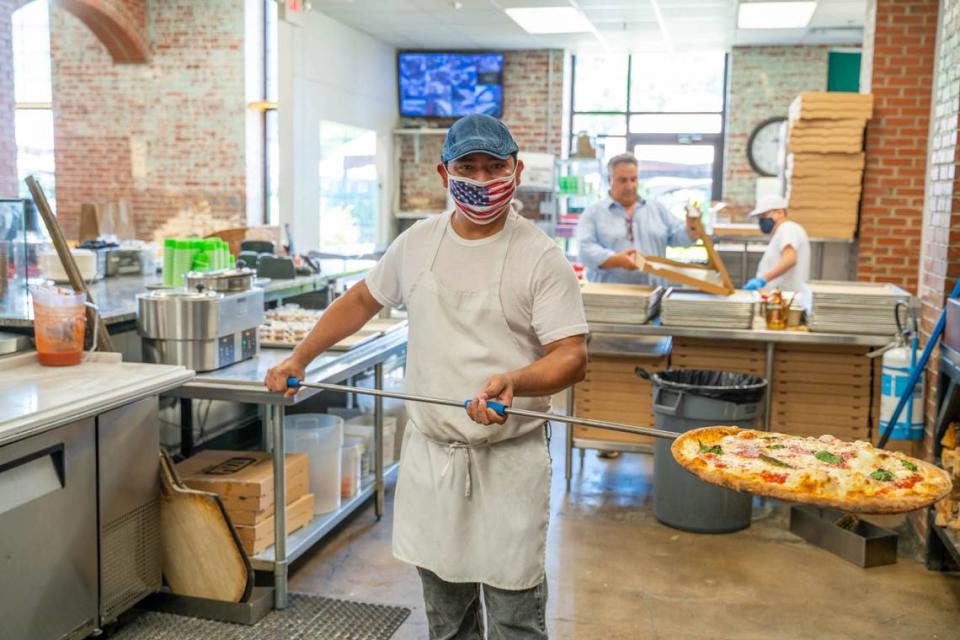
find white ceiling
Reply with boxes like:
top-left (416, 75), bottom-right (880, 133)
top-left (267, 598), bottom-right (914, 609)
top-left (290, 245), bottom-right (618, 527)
top-left (309, 0), bottom-right (866, 52)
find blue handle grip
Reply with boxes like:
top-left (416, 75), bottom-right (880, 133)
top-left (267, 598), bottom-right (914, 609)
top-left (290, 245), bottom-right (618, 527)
top-left (463, 399), bottom-right (508, 417)
top-left (287, 376), bottom-right (301, 388)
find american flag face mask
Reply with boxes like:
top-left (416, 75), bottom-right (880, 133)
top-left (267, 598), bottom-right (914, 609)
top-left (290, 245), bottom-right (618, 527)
top-left (448, 170), bottom-right (517, 225)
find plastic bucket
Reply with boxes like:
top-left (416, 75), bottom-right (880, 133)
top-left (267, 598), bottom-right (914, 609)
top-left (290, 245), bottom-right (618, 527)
top-left (30, 285), bottom-right (96, 366)
top-left (638, 368), bottom-right (767, 533)
top-left (286, 414), bottom-right (344, 514)
top-left (341, 436), bottom-right (364, 499)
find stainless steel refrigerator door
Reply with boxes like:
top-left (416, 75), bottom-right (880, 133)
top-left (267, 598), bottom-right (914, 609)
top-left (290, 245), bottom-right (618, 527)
top-left (0, 418), bottom-right (98, 640)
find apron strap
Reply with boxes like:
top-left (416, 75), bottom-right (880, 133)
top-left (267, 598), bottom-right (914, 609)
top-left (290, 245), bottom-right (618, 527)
top-left (416, 424), bottom-right (489, 499)
top-left (440, 443), bottom-right (473, 498)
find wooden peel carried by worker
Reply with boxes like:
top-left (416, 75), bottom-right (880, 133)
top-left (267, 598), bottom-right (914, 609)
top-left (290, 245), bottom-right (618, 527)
top-left (25, 176), bottom-right (113, 352)
top-left (282, 377), bottom-right (952, 515)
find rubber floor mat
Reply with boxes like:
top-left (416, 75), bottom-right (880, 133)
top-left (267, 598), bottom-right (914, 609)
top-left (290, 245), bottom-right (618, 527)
top-left (110, 592), bottom-right (411, 640)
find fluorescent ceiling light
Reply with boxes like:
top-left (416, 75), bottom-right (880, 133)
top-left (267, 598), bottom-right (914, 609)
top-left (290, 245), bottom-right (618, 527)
top-left (505, 7), bottom-right (593, 34)
top-left (738, 2), bottom-right (818, 29)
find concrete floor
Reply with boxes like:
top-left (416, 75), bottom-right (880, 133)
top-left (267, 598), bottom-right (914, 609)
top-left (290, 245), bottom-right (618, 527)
top-left (289, 426), bottom-right (960, 639)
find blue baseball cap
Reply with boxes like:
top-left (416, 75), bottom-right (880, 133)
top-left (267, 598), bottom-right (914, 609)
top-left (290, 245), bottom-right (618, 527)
top-left (440, 114), bottom-right (519, 164)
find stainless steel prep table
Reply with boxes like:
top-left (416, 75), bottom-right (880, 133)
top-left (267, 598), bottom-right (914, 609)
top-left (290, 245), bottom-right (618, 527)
top-left (566, 323), bottom-right (892, 487)
top-left (162, 326), bottom-right (408, 610)
top-left (0, 271), bottom-right (364, 329)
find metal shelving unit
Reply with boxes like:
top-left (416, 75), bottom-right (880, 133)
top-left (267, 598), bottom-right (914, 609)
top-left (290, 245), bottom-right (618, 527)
top-left (252, 462), bottom-right (400, 569)
top-left (926, 344), bottom-right (960, 571)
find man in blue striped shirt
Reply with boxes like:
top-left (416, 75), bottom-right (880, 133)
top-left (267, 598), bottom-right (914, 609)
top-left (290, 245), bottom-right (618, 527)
top-left (575, 153), bottom-right (700, 285)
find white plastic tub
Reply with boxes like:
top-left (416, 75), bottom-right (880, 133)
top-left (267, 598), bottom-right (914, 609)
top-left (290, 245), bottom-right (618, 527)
top-left (344, 415), bottom-right (397, 476)
top-left (286, 413), bottom-right (343, 514)
top-left (341, 436), bottom-right (364, 499)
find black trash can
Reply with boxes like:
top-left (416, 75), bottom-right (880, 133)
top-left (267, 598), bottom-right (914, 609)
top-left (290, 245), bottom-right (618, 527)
top-left (637, 368), bottom-right (768, 533)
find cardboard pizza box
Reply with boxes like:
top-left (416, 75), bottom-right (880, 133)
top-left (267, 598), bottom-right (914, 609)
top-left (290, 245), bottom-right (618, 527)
top-left (233, 492), bottom-right (315, 556)
top-left (176, 449), bottom-right (310, 513)
top-left (221, 471), bottom-right (310, 526)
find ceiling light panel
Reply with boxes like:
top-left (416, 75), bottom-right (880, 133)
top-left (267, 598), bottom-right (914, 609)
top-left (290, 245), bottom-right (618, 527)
top-left (737, 1), bottom-right (818, 29)
top-left (505, 7), bottom-right (594, 34)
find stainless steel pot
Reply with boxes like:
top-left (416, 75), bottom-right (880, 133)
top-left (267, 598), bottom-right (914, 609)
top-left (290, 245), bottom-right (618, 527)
top-left (184, 268), bottom-right (255, 293)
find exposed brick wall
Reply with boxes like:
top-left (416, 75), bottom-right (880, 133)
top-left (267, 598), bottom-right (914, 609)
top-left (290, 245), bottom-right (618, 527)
top-left (0, 0), bottom-right (34, 198)
top-left (1, 0), bottom-right (148, 199)
top-left (58, 0), bottom-right (149, 62)
top-left (50, 0), bottom-right (246, 240)
top-left (398, 49), bottom-right (564, 214)
top-left (722, 45), bottom-right (830, 211)
top-left (920, 0), bottom-right (960, 453)
top-left (857, 0), bottom-right (939, 293)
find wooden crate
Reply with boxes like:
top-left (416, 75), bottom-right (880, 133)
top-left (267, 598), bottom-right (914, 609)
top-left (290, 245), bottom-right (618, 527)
top-left (574, 354), bottom-right (667, 446)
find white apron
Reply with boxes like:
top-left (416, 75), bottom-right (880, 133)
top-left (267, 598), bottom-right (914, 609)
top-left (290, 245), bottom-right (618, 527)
top-left (392, 211), bottom-right (552, 590)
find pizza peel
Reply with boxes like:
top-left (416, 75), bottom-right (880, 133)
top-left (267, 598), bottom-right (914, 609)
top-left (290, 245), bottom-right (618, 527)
top-left (282, 379), bottom-right (951, 514)
top-left (283, 377), bottom-right (679, 440)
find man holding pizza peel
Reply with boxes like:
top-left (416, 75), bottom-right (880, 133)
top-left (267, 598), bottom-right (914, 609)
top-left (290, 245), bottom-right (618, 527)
top-left (264, 114), bottom-right (589, 639)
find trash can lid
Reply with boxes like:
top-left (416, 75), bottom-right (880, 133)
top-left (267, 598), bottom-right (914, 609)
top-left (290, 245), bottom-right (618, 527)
top-left (637, 368), bottom-right (767, 404)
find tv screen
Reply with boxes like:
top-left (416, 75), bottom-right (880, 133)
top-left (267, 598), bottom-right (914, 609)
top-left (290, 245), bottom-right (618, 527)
top-left (398, 52), bottom-right (504, 118)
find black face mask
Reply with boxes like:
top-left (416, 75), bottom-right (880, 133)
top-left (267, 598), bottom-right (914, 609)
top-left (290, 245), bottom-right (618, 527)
top-left (759, 217), bottom-right (775, 234)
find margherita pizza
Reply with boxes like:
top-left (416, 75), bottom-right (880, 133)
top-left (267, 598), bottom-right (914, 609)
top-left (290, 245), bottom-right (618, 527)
top-left (672, 426), bottom-right (953, 514)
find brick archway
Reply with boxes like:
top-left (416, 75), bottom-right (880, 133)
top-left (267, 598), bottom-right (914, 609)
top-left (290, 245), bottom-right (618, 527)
top-left (54, 0), bottom-right (148, 63)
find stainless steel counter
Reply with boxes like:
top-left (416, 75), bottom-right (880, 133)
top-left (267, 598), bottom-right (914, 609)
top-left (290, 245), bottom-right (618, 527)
top-left (0, 275), bottom-right (163, 327)
top-left (588, 321), bottom-right (892, 347)
top-left (0, 271), bottom-right (364, 329)
top-left (167, 325), bottom-right (408, 404)
top-left (0, 351), bottom-right (194, 446)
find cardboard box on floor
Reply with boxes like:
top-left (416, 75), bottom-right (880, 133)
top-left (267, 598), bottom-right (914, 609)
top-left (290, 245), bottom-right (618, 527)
top-left (176, 449), bottom-right (310, 515)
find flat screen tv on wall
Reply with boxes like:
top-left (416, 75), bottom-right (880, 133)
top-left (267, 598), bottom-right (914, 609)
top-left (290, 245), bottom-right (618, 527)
top-left (398, 52), bottom-right (504, 118)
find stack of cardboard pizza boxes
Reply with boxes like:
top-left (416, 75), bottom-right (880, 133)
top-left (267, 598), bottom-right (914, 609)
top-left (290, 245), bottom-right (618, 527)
top-left (771, 344), bottom-right (877, 442)
top-left (935, 423), bottom-right (960, 530)
top-left (574, 351), bottom-right (668, 448)
top-left (785, 92), bottom-right (873, 240)
top-left (177, 449), bottom-right (314, 556)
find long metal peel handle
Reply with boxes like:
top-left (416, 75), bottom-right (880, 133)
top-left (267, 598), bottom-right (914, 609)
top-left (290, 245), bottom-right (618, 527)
top-left (284, 377), bottom-right (675, 440)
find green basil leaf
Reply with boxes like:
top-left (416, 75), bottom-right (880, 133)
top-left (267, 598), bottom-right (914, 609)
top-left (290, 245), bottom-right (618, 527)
top-left (900, 459), bottom-right (918, 472)
top-left (767, 444), bottom-right (786, 450)
top-left (815, 450), bottom-right (843, 465)
top-left (760, 453), bottom-right (794, 469)
top-left (699, 444), bottom-right (723, 455)
top-left (870, 469), bottom-right (894, 482)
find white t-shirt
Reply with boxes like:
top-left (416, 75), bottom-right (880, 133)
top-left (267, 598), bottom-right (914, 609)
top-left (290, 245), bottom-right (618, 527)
top-left (366, 212), bottom-right (589, 355)
top-left (757, 220), bottom-right (810, 293)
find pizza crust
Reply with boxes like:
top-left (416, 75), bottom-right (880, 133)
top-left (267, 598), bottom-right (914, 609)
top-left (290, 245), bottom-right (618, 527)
top-left (672, 426), bottom-right (953, 515)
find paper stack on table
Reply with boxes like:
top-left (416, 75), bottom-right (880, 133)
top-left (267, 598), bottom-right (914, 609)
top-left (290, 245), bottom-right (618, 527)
top-left (785, 92), bottom-right (874, 239)
top-left (580, 283), bottom-right (663, 324)
top-left (806, 280), bottom-right (910, 335)
top-left (661, 289), bottom-right (759, 329)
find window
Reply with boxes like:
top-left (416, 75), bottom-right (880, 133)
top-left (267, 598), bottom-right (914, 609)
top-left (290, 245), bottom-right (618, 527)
top-left (12, 0), bottom-right (55, 209)
top-left (261, 0), bottom-right (279, 225)
top-left (317, 121), bottom-right (378, 255)
top-left (570, 53), bottom-right (727, 219)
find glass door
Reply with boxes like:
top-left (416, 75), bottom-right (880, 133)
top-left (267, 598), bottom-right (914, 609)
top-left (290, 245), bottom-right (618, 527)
top-left (630, 142), bottom-right (717, 220)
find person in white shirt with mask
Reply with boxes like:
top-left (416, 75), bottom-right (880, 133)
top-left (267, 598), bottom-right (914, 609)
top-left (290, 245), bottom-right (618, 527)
top-left (743, 195), bottom-right (811, 295)
top-left (265, 114), bottom-right (588, 640)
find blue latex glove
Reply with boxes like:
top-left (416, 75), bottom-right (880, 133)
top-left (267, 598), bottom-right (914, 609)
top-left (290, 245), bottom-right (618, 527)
top-left (743, 277), bottom-right (766, 291)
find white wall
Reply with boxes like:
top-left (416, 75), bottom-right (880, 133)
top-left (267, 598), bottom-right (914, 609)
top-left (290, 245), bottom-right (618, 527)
top-left (279, 10), bottom-right (397, 250)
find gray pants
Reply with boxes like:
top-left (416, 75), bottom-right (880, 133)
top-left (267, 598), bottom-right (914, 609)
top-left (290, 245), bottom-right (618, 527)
top-left (417, 567), bottom-right (548, 640)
